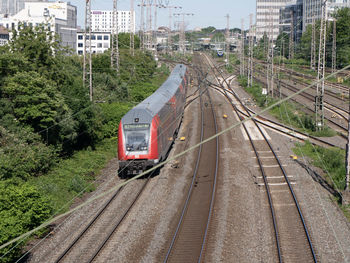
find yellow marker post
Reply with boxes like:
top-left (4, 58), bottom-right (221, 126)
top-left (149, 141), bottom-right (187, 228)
top-left (180, 137), bottom-right (186, 141)
top-left (223, 114), bottom-right (228, 119)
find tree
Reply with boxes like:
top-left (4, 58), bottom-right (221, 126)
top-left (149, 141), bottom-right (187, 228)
top-left (117, 32), bottom-right (141, 49)
top-left (9, 24), bottom-right (67, 75)
top-left (254, 32), bottom-right (268, 60)
top-left (275, 32), bottom-right (290, 59)
top-left (0, 126), bottom-right (56, 180)
top-left (335, 7), bottom-right (350, 68)
top-left (2, 71), bottom-right (76, 145)
top-left (201, 26), bottom-right (216, 35)
top-left (211, 32), bottom-right (225, 42)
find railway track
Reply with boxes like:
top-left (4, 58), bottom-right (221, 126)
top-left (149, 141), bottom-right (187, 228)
top-left (253, 60), bottom-right (349, 117)
top-left (206, 54), bottom-right (317, 262)
top-left (255, 59), bottom-right (350, 96)
top-left (252, 67), bottom-right (348, 136)
top-left (207, 80), bottom-right (343, 149)
top-left (163, 54), bottom-right (219, 263)
top-left (54, 177), bottom-right (151, 263)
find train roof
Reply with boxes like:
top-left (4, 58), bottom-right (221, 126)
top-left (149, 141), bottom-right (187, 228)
top-left (121, 64), bottom-right (187, 123)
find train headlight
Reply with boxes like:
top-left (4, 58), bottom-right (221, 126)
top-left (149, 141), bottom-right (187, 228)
top-left (141, 146), bottom-right (148, 151)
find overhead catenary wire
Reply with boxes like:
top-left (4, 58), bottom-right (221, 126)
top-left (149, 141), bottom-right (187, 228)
top-left (5, 64), bottom-right (205, 262)
top-left (278, 88), bottom-right (347, 261)
top-left (1, 63), bottom-right (349, 253)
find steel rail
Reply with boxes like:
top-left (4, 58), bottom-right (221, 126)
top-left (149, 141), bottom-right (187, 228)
top-left (54, 187), bottom-right (125, 263)
top-left (207, 54), bottom-right (317, 262)
top-left (208, 83), bottom-right (341, 149)
top-left (252, 68), bottom-right (348, 136)
top-left (198, 81), bottom-right (219, 263)
top-left (163, 76), bottom-right (205, 263)
top-left (87, 176), bottom-right (151, 262)
top-left (164, 58), bottom-right (219, 263)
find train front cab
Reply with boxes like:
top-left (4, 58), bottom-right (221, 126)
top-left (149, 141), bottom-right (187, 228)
top-left (118, 117), bottom-right (159, 177)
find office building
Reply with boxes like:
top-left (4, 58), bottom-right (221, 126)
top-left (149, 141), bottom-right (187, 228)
top-left (0, 1), bottom-right (77, 50)
top-left (256, 0), bottom-right (289, 40)
top-left (91, 10), bottom-right (135, 33)
top-left (76, 31), bottom-right (111, 55)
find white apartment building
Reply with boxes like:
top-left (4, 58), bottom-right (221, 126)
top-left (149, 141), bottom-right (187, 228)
top-left (256, 0), bottom-right (289, 40)
top-left (0, 1), bottom-right (77, 50)
top-left (76, 32), bottom-right (111, 55)
top-left (91, 10), bottom-right (135, 33)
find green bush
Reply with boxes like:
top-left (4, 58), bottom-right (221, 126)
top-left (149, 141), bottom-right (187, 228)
top-left (99, 102), bottom-right (133, 138)
top-left (0, 126), bottom-right (57, 180)
top-left (293, 141), bottom-right (346, 190)
top-left (0, 180), bottom-right (52, 263)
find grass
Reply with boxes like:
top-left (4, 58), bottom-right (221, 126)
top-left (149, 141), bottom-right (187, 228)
top-left (237, 75), bottom-right (336, 137)
top-left (292, 141), bottom-right (350, 221)
top-left (269, 102), bottom-right (336, 137)
top-left (293, 141), bottom-right (346, 190)
top-left (342, 204), bottom-right (350, 222)
top-left (29, 138), bottom-right (117, 215)
top-left (237, 75), bottom-right (267, 107)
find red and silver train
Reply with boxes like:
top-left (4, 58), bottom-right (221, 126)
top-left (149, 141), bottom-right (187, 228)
top-left (118, 64), bottom-right (188, 176)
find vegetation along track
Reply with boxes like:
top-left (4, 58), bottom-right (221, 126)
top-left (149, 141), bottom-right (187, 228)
top-left (253, 60), bottom-right (349, 118)
top-left (252, 66), bottom-right (348, 136)
top-left (163, 54), bottom-right (219, 263)
top-left (208, 80), bottom-right (341, 149)
top-left (206, 54), bottom-right (317, 262)
top-left (256, 59), bottom-right (349, 96)
top-left (54, 176), bottom-right (151, 263)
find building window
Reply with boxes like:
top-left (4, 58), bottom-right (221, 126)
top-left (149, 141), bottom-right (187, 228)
top-left (78, 50), bottom-right (83, 54)
top-left (97, 43), bottom-right (102, 48)
top-left (104, 35), bottom-right (109, 40)
top-left (97, 35), bottom-right (102, 40)
top-left (78, 43), bottom-right (83, 47)
top-left (91, 35), bottom-right (96, 40)
top-left (78, 35), bottom-right (83, 40)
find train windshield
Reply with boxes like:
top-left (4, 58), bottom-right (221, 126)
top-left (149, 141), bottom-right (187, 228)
top-left (124, 124), bottom-right (150, 152)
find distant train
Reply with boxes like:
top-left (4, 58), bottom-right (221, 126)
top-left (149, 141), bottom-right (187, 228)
top-left (118, 64), bottom-right (188, 176)
top-left (217, 49), bottom-right (224, 57)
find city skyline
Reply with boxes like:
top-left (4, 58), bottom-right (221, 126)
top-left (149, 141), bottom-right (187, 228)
top-left (68, 0), bottom-right (256, 30)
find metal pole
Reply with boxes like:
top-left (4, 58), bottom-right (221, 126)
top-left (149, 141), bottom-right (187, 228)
top-left (225, 14), bottom-right (230, 67)
top-left (316, 0), bottom-right (327, 130)
top-left (141, 0), bottom-right (145, 50)
top-left (332, 19), bottom-right (336, 73)
top-left (154, 0), bottom-right (158, 54)
top-left (84, 0), bottom-right (92, 101)
top-left (168, 6), bottom-right (172, 53)
top-left (111, 0), bottom-right (119, 71)
top-left (248, 14), bottom-right (253, 87)
top-left (311, 11), bottom-right (316, 70)
top-left (289, 9), bottom-right (294, 60)
top-left (241, 18), bottom-right (245, 76)
top-left (346, 89), bottom-right (350, 191)
top-left (130, 0), bottom-right (134, 55)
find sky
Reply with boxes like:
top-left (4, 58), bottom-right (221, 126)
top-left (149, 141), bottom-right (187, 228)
top-left (67, 0), bottom-right (256, 30)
